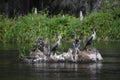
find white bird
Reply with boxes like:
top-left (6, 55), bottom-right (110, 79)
top-left (35, 8), bottom-right (37, 14)
top-left (80, 11), bottom-right (83, 22)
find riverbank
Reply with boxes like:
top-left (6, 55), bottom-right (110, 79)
top-left (0, 10), bottom-right (120, 44)
top-left (0, 10), bottom-right (120, 59)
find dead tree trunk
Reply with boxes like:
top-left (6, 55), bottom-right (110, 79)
top-left (92, 0), bottom-right (103, 13)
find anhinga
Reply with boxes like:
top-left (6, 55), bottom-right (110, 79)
top-left (73, 37), bottom-right (80, 51)
top-left (72, 36), bottom-right (80, 62)
top-left (50, 34), bottom-right (62, 55)
top-left (83, 28), bottom-right (96, 50)
top-left (33, 38), bottom-right (44, 51)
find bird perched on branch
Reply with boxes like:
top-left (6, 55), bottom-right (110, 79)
top-left (83, 28), bottom-right (96, 50)
top-left (50, 33), bottom-right (62, 55)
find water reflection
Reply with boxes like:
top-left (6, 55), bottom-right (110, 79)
top-left (23, 62), bottom-right (102, 79)
top-left (1, 41), bottom-right (120, 80)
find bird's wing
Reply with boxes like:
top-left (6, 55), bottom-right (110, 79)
top-left (51, 42), bottom-right (58, 51)
top-left (87, 35), bottom-right (93, 42)
top-left (76, 42), bottom-right (80, 48)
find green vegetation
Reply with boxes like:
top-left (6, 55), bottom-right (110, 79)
top-left (0, 4), bottom-right (120, 58)
top-left (0, 9), bottom-right (120, 44)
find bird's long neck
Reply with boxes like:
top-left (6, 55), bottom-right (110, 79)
top-left (94, 30), bottom-right (96, 35)
top-left (58, 38), bottom-right (60, 42)
top-left (57, 38), bottom-right (61, 44)
top-left (92, 30), bottom-right (96, 40)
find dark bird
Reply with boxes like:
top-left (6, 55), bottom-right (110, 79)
top-left (50, 34), bottom-right (62, 55)
top-left (83, 28), bottom-right (96, 50)
top-left (33, 38), bottom-right (44, 51)
top-left (73, 37), bottom-right (80, 51)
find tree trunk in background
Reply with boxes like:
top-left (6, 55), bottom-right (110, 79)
top-left (46, 0), bottom-right (104, 16)
top-left (92, 0), bottom-right (103, 13)
top-left (0, 0), bottom-right (119, 17)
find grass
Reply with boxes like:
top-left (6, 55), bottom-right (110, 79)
top-left (0, 10), bottom-right (120, 44)
top-left (0, 9), bottom-right (120, 58)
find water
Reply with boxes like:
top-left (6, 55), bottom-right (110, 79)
top-left (0, 41), bottom-right (120, 80)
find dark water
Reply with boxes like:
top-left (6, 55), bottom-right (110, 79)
top-left (0, 41), bottom-right (120, 80)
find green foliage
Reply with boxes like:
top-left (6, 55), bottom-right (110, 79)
top-left (82, 7), bottom-right (120, 40)
top-left (18, 47), bottom-right (26, 59)
top-left (1, 5), bottom-right (120, 58)
top-left (0, 10), bottom-right (120, 44)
